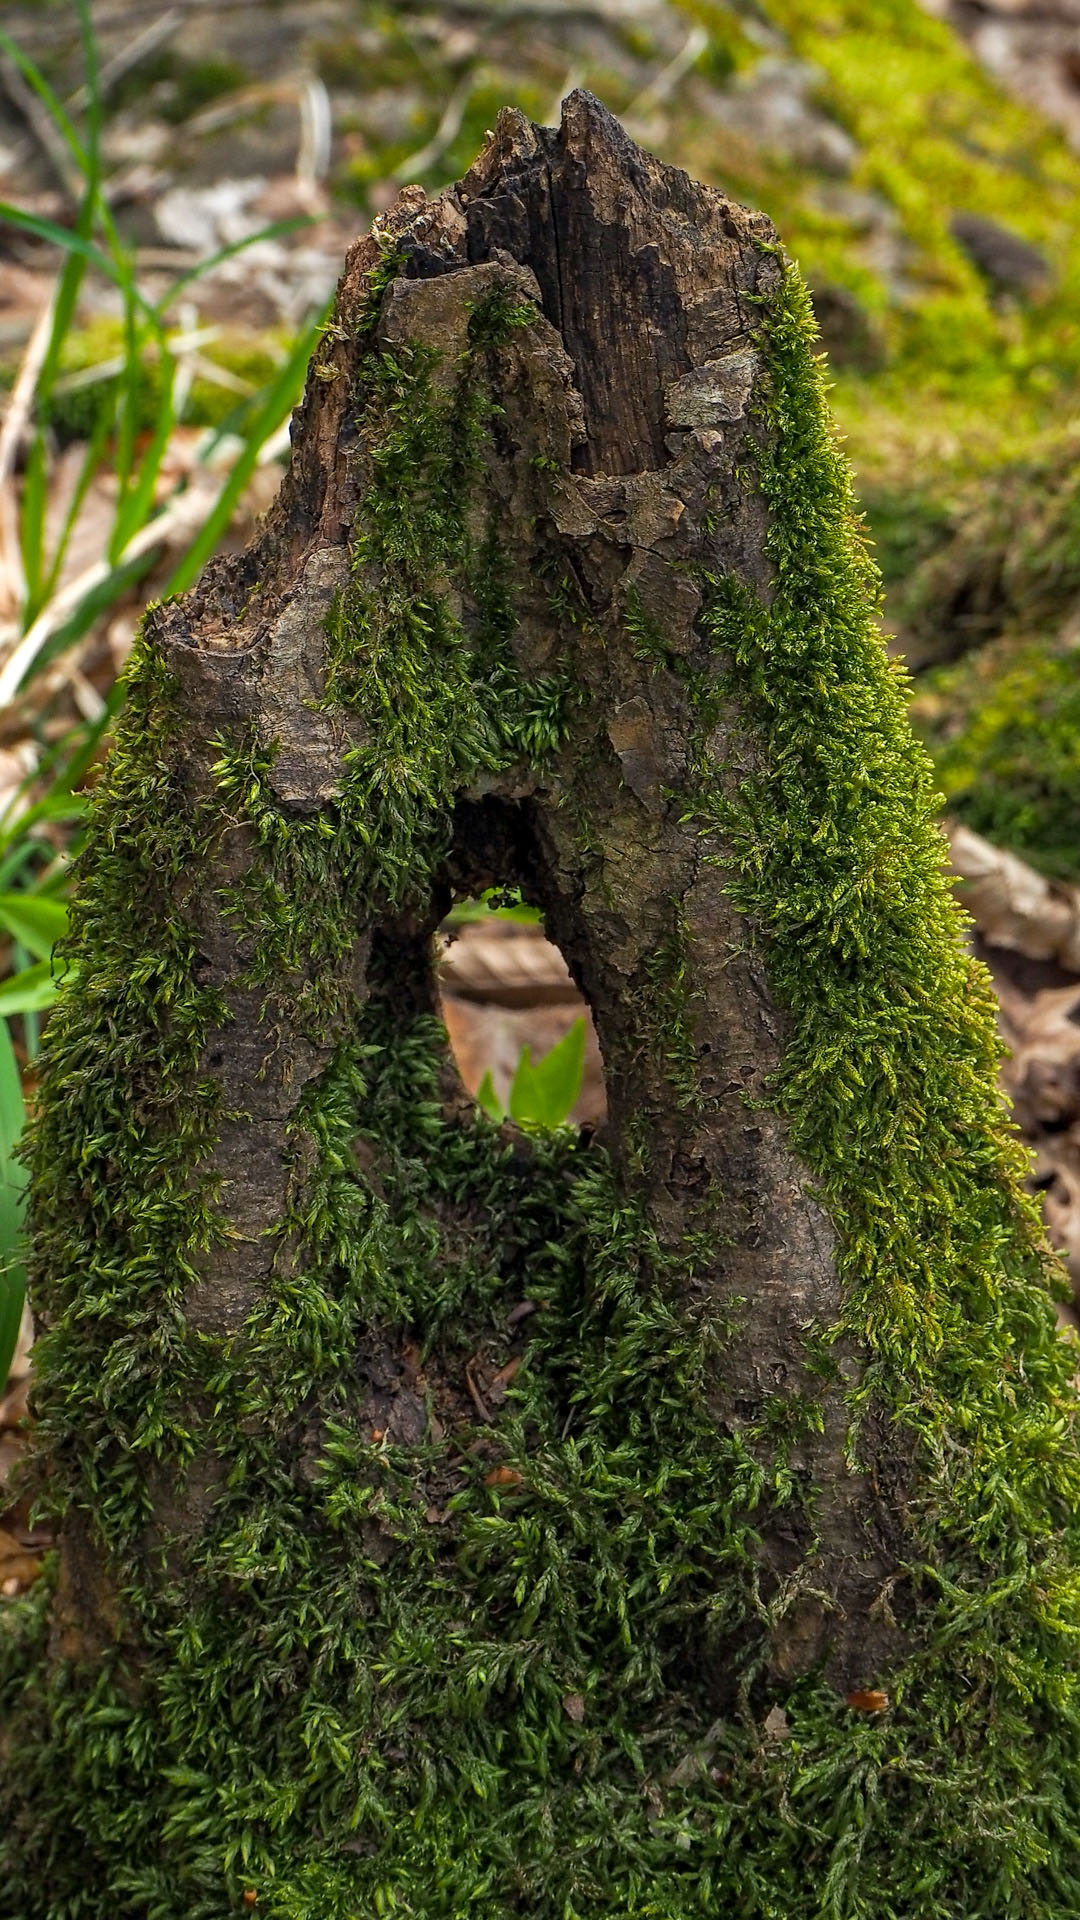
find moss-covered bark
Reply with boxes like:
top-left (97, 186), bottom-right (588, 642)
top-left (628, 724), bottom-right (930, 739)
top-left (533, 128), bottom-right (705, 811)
top-left (3, 93), bottom-right (1080, 1920)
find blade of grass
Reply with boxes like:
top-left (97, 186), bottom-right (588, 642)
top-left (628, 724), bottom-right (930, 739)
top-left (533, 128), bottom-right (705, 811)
top-left (0, 963), bottom-right (59, 1017)
top-left (0, 28), bottom-right (88, 173)
top-left (36, 406), bottom-right (112, 610)
top-left (0, 841), bottom-right (77, 898)
top-left (17, 208), bottom-right (97, 621)
top-left (0, 688), bottom-right (118, 837)
top-left (0, 894), bottom-right (67, 961)
top-left (111, 330), bottom-right (177, 560)
top-left (0, 208), bottom-right (156, 317)
top-left (162, 311), bottom-right (325, 597)
top-left (0, 504), bottom-right (189, 701)
top-left (25, 550), bottom-right (155, 685)
top-left (0, 288), bottom-right (56, 616)
top-left (0, 1014), bottom-right (26, 1394)
top-left (0, 793), bottom-right (87, 877)
top-left (18, 432), bottom-right (49, 621)
top-left (18, 946), bottom-right (40, 1063)
top-left (74, 0), bottom-right (101, 173)
top-left (110, 296), bottom-right (145, 545)
top-left (33, 189), bottom-right (96, 414)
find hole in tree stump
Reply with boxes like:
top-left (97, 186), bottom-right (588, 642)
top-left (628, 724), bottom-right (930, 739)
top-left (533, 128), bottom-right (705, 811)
top-left (437, 900), bottom-right (607, 1127)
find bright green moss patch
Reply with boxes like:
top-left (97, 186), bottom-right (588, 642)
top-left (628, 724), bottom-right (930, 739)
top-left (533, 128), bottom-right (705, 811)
top-left (883, 429), bottom-right (1080, 877)
top-left (30, 318), bottom-right (292, 442)
top-left (767, 0), bottom-right (1080, 439)
top-left (914, 636), bottom-right (1080, 879)
top-left (12, 637), bottom-right (229, 1548)
top-left (706, 259), bottom-right (1068, 1386)
top-left (690, 262), bottom-right (1080, 1911)
top-left (324, 320), bottom-right (567, 881)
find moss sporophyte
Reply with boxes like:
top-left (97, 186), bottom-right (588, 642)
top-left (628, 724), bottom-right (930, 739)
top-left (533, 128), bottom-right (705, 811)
top-left (4, 147), bottom-right (1080, 1920)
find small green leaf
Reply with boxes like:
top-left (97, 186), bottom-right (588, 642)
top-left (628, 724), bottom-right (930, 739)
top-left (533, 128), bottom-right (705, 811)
top-left (0, 1018), bottom-right (27, 1392)
top-left (0, 960), bottom-right (60, 1015)
top-left (0, 891), bottom-right (67, 960)
top-left (475, 1070), bottom-right (506, 1122)
top-left (508, 1018), bottom-right (585, 1130)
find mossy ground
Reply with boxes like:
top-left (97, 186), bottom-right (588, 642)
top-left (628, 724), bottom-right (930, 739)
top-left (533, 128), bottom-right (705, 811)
top-left (2, 227), bottom-right (1080, 1918)
top-left (886, 429), bottom-right (1080, 877)
top-left (914, 632), bottom-right (1080, 879)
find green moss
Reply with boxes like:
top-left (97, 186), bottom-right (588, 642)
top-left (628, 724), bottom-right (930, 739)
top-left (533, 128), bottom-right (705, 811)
top-left (657, 0), bottom-right (1080, 510)
top-left (639, 909), bottom-right (702, 1115)
top-left (687, 262), bottom-right (1080, 1910)
top-left (11, 634), bottom-right (229, 1546)
top-left (6, 252), bottom-right (1080, 1920)
top-left (875, 429), bottom-right (1080, 878)
top-left (158, 56), bottom-right (250, 126)
top-left (41, 319), bottom-right (291, 442)
top-left (914, 636), bottom-right (1080, 878)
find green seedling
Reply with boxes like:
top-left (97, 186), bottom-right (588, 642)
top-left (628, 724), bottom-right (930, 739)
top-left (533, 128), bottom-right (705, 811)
top-left (476, 1018), bottom-right (586, 1129)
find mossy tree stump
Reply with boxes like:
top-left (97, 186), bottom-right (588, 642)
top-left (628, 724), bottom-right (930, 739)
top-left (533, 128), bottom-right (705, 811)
top-left (4, 94), bottom-right (1080, 1919)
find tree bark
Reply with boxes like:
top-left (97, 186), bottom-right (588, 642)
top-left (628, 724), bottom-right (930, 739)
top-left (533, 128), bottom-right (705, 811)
top-left (4, 92), bottom-right (1080, 1920)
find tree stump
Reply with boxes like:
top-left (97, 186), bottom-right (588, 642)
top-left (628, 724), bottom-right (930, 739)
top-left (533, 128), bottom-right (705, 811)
top-left (4, 93), bottom-right (1080, 1918)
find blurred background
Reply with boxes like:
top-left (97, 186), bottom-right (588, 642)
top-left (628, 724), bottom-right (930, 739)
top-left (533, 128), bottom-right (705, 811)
top-left (2, 0), bottom-right (1080, 1589)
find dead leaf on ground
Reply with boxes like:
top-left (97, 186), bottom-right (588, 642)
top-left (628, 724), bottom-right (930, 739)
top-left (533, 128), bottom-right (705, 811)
top-left (0, 1431), bottom-right (22, 1493)
top-left (762, 1704), bottom-right (791, 1742)
top-left (947, 820), bottom-right (1080, 971)
top-left (0, 1526), bottom-right (40, 1591)
top-left (486, 1356), bottom-right (523, 1408)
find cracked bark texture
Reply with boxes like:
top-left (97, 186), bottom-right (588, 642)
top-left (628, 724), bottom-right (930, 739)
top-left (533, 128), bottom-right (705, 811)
top-left (45, 94), bottom-right (911, 1694)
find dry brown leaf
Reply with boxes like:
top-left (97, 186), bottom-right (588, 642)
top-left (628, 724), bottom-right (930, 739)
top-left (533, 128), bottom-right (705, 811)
top-left (845, 1689), bottom-right (889, 1713)
top-left (946, 821), bottom-right (1080, 970)
top-left (0, 1528), bottom-right (40, 1590)
top-left (483, 1465), bottom-right (523, 1489)
top-left (486, 1356), bottom-right (523, 1408)
top-left (440, 988), bottom-right (606, 1125)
